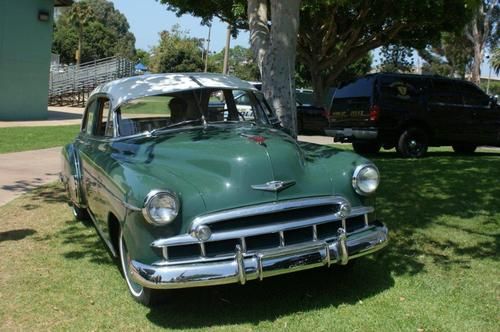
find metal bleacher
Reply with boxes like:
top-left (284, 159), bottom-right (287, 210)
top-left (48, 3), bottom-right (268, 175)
top-left (48, 56), bottom-right (134, 106)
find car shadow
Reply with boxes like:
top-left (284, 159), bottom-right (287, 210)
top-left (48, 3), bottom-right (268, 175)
top-left (146, 255), bottom-right (393, 329)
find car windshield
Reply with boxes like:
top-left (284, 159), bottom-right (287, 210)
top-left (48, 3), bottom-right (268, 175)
top-left (115, 88), bottom-right (272, 136)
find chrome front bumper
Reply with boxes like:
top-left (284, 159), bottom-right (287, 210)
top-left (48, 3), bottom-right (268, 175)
top-left (129, 222), bottom-right (388, 289)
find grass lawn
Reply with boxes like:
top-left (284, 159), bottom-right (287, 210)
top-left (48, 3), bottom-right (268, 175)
top-left (0, 148), bottom-right (499, 331)
top-left (0, 125), bottom-right (80, 154)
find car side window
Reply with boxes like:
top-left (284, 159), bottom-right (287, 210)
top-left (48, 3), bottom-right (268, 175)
top-left (458, 83), bottom-right (489, 107)
top-left (81, 98), bottom-right (112, 137)
top-left (82, 99), bottom-right (98, 135)
top-left (95, 99), bottom-right (112, 137)
top-left (429, 80), bottom-right (461, 105)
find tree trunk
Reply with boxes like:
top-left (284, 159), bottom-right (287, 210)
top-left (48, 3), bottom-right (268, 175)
top-left (470, 16), bottom-right (482, 85)
top-left (248, 0), bottom-right (301, 137)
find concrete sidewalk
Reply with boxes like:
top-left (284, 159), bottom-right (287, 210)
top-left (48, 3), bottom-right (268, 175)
top-left (0, 147), bottom-right (62, 206)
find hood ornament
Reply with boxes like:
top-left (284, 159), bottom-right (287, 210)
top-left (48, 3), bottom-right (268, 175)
top-left (251, 180), bottom-right (296, 192)
top-left (240, 133), bottom-right (266, 145)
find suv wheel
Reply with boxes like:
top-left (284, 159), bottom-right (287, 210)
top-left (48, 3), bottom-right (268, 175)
top-left (452, 144), bottom-right (477, 154)
top-left (397, 127), bottom-right (428, 158)
top-left (352, 141), bottom-right (381, 154)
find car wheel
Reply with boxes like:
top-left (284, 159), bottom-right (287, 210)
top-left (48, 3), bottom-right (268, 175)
top-left (119, 229), bottom-right (158, 306)
top-left (352, 141), bottom-right (381, 154)
top-left (71, 205), bottom-right (90, 221)
top-left (397, 127), bottom-right (428, 158)
top-left (452, 144), bottom-right (477, 154)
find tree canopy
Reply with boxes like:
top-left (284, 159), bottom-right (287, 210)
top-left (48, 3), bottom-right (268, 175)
top-left (149, 25), bottom-right (207, 73)
top-left (210, 46), bottom-right (260, 81)
top-left (160, 0), bottom-right (477, 108)
top-left (52, 0), bottom-right (136, 64)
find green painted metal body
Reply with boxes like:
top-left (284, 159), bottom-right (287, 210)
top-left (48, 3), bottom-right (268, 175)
top-left (62, 122), bottom-right (374, 265)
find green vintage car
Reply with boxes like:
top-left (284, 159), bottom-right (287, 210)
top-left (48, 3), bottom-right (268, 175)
top-left (61, 73), bottom-right (388, 305)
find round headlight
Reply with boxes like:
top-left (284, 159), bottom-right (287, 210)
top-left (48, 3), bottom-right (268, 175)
top-left (142, 190), bottom-right (179, 225)
top-left (352, 164), bottom-right (380, 195)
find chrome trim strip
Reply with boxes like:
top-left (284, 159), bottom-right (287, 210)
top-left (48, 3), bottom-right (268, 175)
top-left (130, 223), bottom-right (388, 289)
top-left (122, 201), bottom-right (141, 212)
top-left (152, 206), bottom-right (373, 248)
top-left (189, 196), bottom-right (349, 232)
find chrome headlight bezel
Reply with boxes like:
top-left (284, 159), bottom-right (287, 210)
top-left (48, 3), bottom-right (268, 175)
top-left (142, 190), bottom-right (180, 226)
top-left (352, 164), bottom-right (380, 196)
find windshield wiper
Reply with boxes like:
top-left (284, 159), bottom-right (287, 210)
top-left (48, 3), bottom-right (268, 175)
top-left (149, 119), bottom-right (203, 135)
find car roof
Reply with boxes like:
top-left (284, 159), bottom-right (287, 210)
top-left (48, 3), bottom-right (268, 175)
top-left (91, 73), bottom-right (258, 109)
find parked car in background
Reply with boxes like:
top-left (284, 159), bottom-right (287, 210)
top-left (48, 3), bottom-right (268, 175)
top-left (326, 73), bottom-right (500, 157)
top-left (244, 84), bottom-right (329, 134)
top-left (61, 73), bottom-right (388, 305)
top-left (296, 88), bottom-right (330, 135)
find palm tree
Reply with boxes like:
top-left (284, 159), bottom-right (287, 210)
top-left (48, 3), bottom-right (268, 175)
top-left (67, 2), bottom-right (94, 66)
top-left (491, 48), bottom-right (500, 75)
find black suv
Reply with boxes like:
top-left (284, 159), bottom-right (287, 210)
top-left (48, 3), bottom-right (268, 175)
top-left (326, 73), bottom-right (500, 157)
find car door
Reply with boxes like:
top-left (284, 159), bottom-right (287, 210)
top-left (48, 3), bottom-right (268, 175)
top-left (459, 82), bottom-right (499, 145)
top-left (427, 79), bottom-right (471, 143)
top-left (77, 96), bottom-right (114, 227)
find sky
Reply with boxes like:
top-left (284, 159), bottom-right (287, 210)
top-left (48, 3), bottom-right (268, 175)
top-left (110, 0), bottom-right (250, 53)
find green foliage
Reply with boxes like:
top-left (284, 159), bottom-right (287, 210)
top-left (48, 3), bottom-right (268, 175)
top-left (418, 32), bottom-right (473, 78)
top-left (52, 0), bottom-right (136, 64)
top-left (480, 79), bottom-right (500, 95)
top-left (297, 0), bottom-right (476, 104)
top-left (491, 47), bottom-right (500, 75)
top-left (210, 46), bottom-right (260, 81)
top-left (296, 53), bottom-right (372, 88)
top-left (378, 45), bottom-right (415, 73)
top-left (134, 49), bottom-right (151, 67)
top-left (149, 25), bottom-right (205, 73)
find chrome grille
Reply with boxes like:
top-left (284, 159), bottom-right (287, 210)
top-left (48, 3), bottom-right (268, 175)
top-left (152, 196), bottom-right (374, 263)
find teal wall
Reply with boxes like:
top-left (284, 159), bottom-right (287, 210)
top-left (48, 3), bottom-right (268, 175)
top-left (0, 0), bottom-right (54, 120)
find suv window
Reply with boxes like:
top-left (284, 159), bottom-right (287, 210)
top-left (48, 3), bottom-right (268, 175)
top-left (458, 82), bottom-right (489, 107)
top-left (429, 80), bottom-right (461, 105)
top-left (335, 77), bottom-right (374, 98)
top-left (379, 76), bottom-right (423, 103)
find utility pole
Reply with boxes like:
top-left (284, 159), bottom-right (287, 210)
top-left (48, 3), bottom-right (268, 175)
top-left (204, 24), bottom-right (211, 72)
top-left (222, 25), bottom-right (231, 75)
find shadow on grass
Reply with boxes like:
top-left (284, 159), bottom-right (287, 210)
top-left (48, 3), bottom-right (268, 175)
top-left (20, 184), bottom-right (68, 211)
top-left (146, 256), bottom-right (392, 329)
top-left (0, 228), bottom-right (36, 242)
top-left (371, 151), bottom-right (500, 275)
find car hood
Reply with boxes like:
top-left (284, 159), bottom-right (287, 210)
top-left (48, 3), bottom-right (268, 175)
top-left (114, 125), bottom-right (342, 214)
